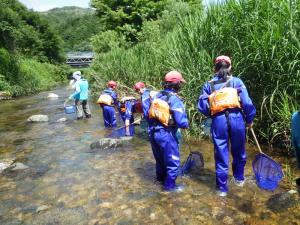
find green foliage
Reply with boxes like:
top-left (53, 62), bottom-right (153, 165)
top-left (41, 7), bottom-right (103, 52)
top-left (8, 58), bottom-right (67, 96)
top-left (0, 0), bottom-right (64, 63)
top-left (91, 0), bottom-right (300, 148)
top-left (90, 0), bottom-right (202, 42)
top-left (91, 30), bottom-right (126, 54)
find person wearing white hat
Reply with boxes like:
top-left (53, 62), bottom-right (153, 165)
top-left (69, 71), bottom-right (91, 119)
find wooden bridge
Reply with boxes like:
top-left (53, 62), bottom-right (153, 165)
top-left (66, 52), bottom-right (94, 67)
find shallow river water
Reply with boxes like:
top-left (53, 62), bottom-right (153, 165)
top-left (0, 87), bottom-right (299, 225)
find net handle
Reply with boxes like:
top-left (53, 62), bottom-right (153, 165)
top-left (250, 128), bottom-right (263, 154)
top-left (113, 118), bottom-right (141, 131)
top-left (64, 99), bottom-right (70, 107)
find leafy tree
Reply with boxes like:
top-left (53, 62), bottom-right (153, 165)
top-left (91, 0), bottom-right (203, 42)
top-left (41, 7), bottom-right (103, 52)
top-left (0, 0), bottom-right (64, 63)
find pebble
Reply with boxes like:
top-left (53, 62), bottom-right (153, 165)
top-left (36, 205), bottom-right (50, 213)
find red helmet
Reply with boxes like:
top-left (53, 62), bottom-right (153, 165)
top-left (107, 80), bottom-right (117, 88)
top-left (164, 71), bottom-right (186, 83)
top-left (215, 55), bottom-right (231, 65)
top-left (133, 82), bottom-right (145, 91)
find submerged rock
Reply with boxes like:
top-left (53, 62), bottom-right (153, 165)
top-left (0, 158), bottom-right (15, 172)
top-left (36, 205), bottom-right (50, 213)
top-left (10, 162), bottom-right (29, 171)
top-left (27, 115), bottom-right (49, 122)
top-left (266, 190), bottom-right (300, 212)
top-left (90, 137), bottom-right (133, 150)
top-left (57, 117), bottom-right (67, 123)
top-left (47, 93), bottom-right (59, 98)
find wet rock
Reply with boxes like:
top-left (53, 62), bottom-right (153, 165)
top-left (27, 115), bottom-right (49, 122)
top-left (10, 162), bottom-right (29, 171)
top-left (57, 117), bottom-right (67, 123)
top-left (212, 207), bottom-right (223, 218)
top-left (100, 202), bottom-right (113, 209)
top-left (0, 91), bottom-right (11, 100)
top-left (266, 190), bottom-right (300, 212)
top-left (90, 137), bottom-right (133, 150)
top-left (36, 205), bottom-right (50, 213)
top-left (150, 213), bottom-right (156, 220)
top-left (47, 93), bottom-right (59, 98)
top-left (222, 216), bottom-right (234, 225)
top-left (0, 158), bottom-right (15, 172)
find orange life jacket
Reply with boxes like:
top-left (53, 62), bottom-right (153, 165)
top-left (148, 91), bottom-right (174, 126)
top-left (97, 90), bottom-right (116, 106)
top-left (208, 78), bottom-right (241, 116)
top-left (97, 94), bottom-right (113, 106)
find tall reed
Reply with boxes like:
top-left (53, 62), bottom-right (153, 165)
top-left (91, 0), bottom-right (300, 148)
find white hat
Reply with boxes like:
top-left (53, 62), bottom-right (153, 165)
top-left (72, 71), bottom-right (81, 80)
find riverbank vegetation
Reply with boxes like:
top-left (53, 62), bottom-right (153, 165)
top-left (90, 0), bottom-right (300, 150)
top-left (0, 0), bottom-right (68, 96)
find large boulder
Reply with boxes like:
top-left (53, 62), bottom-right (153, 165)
top-left (90, 137), bottom-right (133, 150)
top-left (27, 115), bottom-right (49, 122)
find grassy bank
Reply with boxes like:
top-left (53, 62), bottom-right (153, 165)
top-left (91, 0), bottom-right (300, 151)
top-left (0, 48), bottom-right (68, 96)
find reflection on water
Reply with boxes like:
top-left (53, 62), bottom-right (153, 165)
top-left (0, 87), bottom-right (299, 225)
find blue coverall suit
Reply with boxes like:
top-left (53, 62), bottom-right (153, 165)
top-left (101, 88), bottom-right (118, 128)
top-left (141, 89), bottom-right (151, 119)
top-left (198, 75), bottom-right (256, 192)
top-left (118, 100), bottom-right (137, 136)
top-left (291, 111), bottom-right (300, 169)
top-left (148, 89), bottom-right (189, 190)
top-left (69, 79), bottom-right (91, 119)
top-left (140, 89), bottom-right (151, 133)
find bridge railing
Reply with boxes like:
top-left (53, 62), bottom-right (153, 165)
top-left (66, 52), bottom-right (94, 67)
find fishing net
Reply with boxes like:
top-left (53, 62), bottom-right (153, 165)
top-left (181, 151), bottom-right (204, 176)
top-left (252, 153), bottom-right (284, 191)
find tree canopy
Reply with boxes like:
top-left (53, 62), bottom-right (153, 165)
top-left (91, 0), bottom-right (201, 42)
top-left (0, 0), bottom-right (64, 63)
top-left (41, 7), bottom-right (103, 52)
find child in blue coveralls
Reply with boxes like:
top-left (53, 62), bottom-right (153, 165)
top-left (133, 82), bottom-right (152, 134)
top-left (98, 81), bottom-right (118, 128)
top-left (148, 71), bottom-right (189, 192)
top-left (198, 55), bottom-right (256, 197)
top-left (118, 96), bottom-right (139, 136)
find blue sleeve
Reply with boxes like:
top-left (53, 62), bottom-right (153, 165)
top-left (112, 91), bottom-right (118, 105)
top-left (142, 91), bottom-right (151, 118)
top-left (125, 101), bottom-right (133, 120)
top-left (198, 82), bottom-right (211, 117)
top-left (169, 96), bottom-right (189, 129)
top-left (235, 78), bottom-right (256, 124)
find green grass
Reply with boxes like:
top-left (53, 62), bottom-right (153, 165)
top-left (91, 0), bottom-right (300, 150)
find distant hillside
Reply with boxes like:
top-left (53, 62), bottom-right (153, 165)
top-left (41, 6), bottom-right (102, 52)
